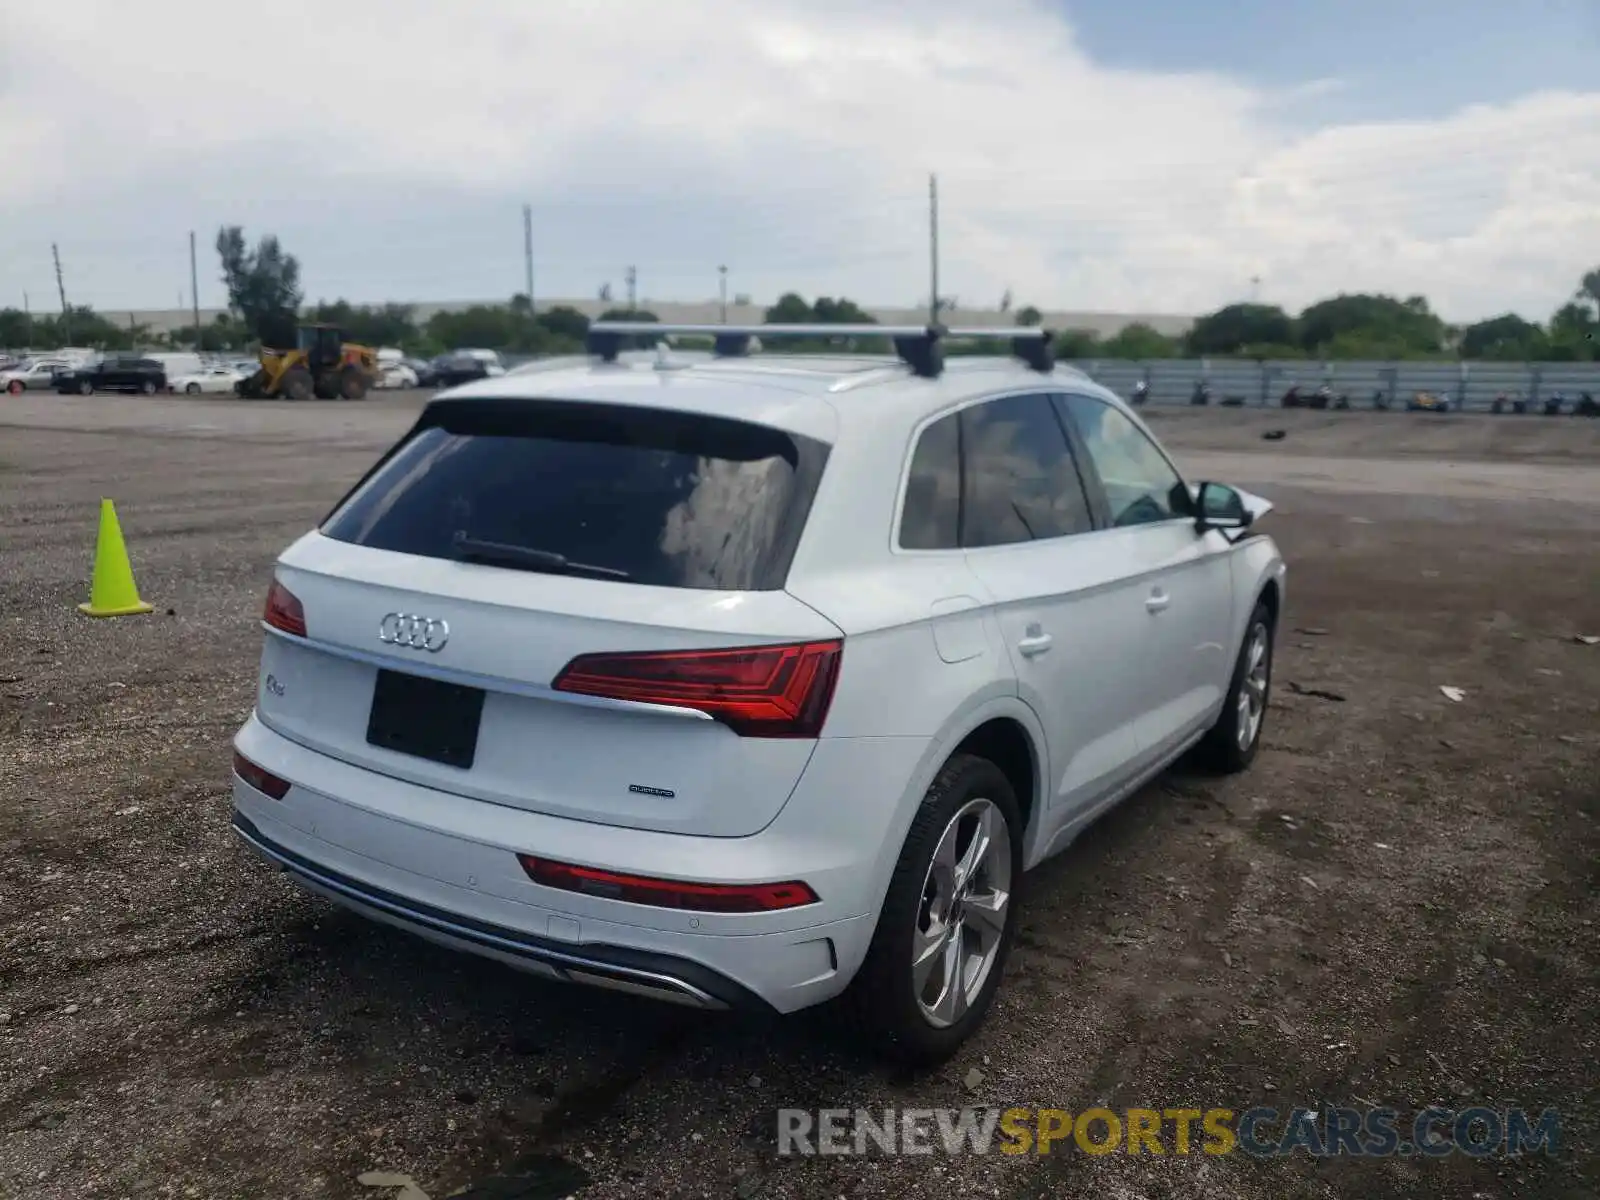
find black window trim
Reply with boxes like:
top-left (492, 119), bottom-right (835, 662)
top-left (893, 386), bottom-right (1105, 555)
top-left (1052, 390), bottom-right (1197, 529)
top-left (315, 393), bottom-right (832, 594)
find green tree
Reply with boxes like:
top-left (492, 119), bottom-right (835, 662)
top-left (18, 305), bottom-right (146, 351)
top-left (811, 296), bottom-right (875, 324)
top-left (761, 294), bottom-right (882, 352)
top-left (1185, 304), bottom-right (1296, 356)
top-left (1051, 328), bottom-right (1102, 359)
top-left (1296, 293), bottom-right (1445, 357)
top-left (1458, 314), bottom-right (1547, 361)
top-left (307, 300), bottom-right (419, 349)
top-left (764, 293), bottom-right (814, 323)
top-left (1577, 267), bottom-right (1600, 313)
top-left (1015, 305), bottom-right (1043, 327)
top-left (536, 305), bottom-right (590, 341)
top-left (1100, 322), bottom-right (1179, 359)
top-left (0, 308), bottom-right (36, 348)
top-left (216, 225), bottom-right (303, 345)
top-left (1547, 301), bottom-right (1597, 361)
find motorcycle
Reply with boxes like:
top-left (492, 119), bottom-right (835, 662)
top-left (1189, 382), bottom-right (1211, 406)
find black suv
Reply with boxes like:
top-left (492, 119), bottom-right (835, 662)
top-left (55, 356), bottom-right (168, 396)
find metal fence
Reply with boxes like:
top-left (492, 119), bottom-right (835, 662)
top-left (499, 350), bottom-right (1598, 411)
top-left (1071, 359), bottom-right (1600, 411)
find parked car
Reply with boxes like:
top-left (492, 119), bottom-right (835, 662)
top-left (2, 357), bottom-right (75, 393)
top-left (377, 362), bottom-right (419, 389)
top-left (169, 365), bottom-right (245, 394)
top-left (418, 353), bottom-right (493, 389)
top-left (230, 331), bottom-right (1286, 1064)
top-left (54, 355), bottom-right (167, 395)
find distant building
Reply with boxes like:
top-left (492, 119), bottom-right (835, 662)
top-left (96, 298), bottom-right (1196, 339)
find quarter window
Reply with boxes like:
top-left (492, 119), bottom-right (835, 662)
top-left (899, 412), bottom-right (962, 549)
top-left (1058, 394), bottom-right (1190, 527)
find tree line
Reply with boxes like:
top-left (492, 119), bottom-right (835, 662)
top-left (1, 226), bottom-right (1596, 363)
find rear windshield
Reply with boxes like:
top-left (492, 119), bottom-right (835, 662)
top-left (319, 397), bottom-right (829, 591)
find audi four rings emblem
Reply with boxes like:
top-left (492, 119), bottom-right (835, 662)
top-left (378, 612), bottom-right (450, 652)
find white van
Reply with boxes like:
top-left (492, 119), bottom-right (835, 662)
top-left (146, 352), bottom-right (205, 379)
top-left (458, 348), bottom-right (506, 376)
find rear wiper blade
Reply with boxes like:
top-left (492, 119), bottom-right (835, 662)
top-left (450, 533), bottom-right (631, 580)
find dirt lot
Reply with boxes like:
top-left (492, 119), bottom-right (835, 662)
top-left (1, 396), bottom-right (1597, 1200)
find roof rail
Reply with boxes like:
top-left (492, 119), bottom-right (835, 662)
top-left (584, 321), bottom-right (1055, 379)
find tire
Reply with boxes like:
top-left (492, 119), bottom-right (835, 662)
top-left (1196, 599), bottom-right (1274, 773)
top-left (5, 380), bottom-right (21, 395)
top-left (141, 380), bottom-right (157, 395)
top-left (281, 367), bottom-right (314, 401)
top-left (840, 754), bottom-right (1023, 1066)
top-left (338, 367), bottom-right (368, 400)
top-left (78, 380), bottom-right (93, 396)
top-left (185, 383), bottom-right (201, 394)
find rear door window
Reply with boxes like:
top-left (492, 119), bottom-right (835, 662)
top-left (958, 392), bottom-right (1095, 547)
top-left (320, 398), bottom-right (829, 591)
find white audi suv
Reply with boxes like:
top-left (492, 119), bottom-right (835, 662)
top-left (230, 324), bottom-right (1286, 1064)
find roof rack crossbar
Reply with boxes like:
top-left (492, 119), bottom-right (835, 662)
top-left (583, 321), bottom-right (1054, 378)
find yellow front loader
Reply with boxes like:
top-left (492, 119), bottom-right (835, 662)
top-left (235, 324), bottom-right (380, 400)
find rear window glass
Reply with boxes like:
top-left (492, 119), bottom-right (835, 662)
top-left (319, 398), bottom-right (828, 591)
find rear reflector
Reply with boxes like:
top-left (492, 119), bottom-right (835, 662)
top-left (551, 639), bottom-right (842, 738)
top-left (518, 855), bottom-right (818, 913)
top-left (232, 750), bottom-right (290, 800)
top-left (263, 579), bottom-right (307, 637)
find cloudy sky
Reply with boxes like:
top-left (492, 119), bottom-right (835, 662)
top-left (2, 0), bottom-right (1598, 322)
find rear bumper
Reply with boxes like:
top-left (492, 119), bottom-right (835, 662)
top-left (228, 712), bottom-right (925, 1014)
top-left (232, 812), bottom-right (769, 1012)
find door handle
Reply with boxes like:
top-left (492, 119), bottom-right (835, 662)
top-left (1016, 633), bottom-right (1053, 657)
top-left (1145, 590), bottom-right (1171, 614)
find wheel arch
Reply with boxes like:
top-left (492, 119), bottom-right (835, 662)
top-left (859, 693), bottom-right (1049, 929)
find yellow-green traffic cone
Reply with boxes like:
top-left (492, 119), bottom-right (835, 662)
top-left (78, 498), bottom-right (154, 617)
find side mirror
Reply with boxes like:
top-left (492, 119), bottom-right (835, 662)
top-left (1195, 481), bottom-right (1253, 533)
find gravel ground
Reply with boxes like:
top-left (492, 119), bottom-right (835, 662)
top-left (1, 395), bottom-right (1597, 1200)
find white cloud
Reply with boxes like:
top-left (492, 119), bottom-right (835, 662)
top-left (2, 0), bottom-right (1598, 321)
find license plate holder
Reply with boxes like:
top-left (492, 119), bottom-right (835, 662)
top-left (366, 668), bottom-right (485, 769)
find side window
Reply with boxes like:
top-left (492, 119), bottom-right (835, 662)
top-left (1059, 394), bottom-right (1189, 528)
top-left (899, 411), bottom-right (961, 549)
top-left (959, 393), bottom-right (1094, 548)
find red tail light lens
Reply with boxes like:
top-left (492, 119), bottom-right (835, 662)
top-left (551, 640), bottom-right (842, 738)
top-left (263, 579), bottom-right (306, 637)
top-left (518, 855), bottom-right (818, 913)
top-left (232, 750), bottom-right (290, 800)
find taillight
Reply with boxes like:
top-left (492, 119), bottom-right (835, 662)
top-left (263, 579), bottom-right (306, 637)
top-left (517, 855), bottom-right (818, 913)
top-left (232, 750), bottom-right (290, 799)
top-left (551, 639), bottom-right (842, 738)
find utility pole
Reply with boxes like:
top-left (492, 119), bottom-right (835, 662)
top-left (22, 292), bottom-right (32, 348)
top-left (52, 242), bottom-right (71, 343)
top-left (718, 265), bottom-right (728, 323)
top-left (928, 174), bottom-right (940, 328)
top-left (1250, 275), bottom-right (1261, 304)
top-left (189, 230), bottom-right (201, 348)
top-left (625, 265), bottom-right (637, 312)
top-left (522, 204), bottom-right (535, 316)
